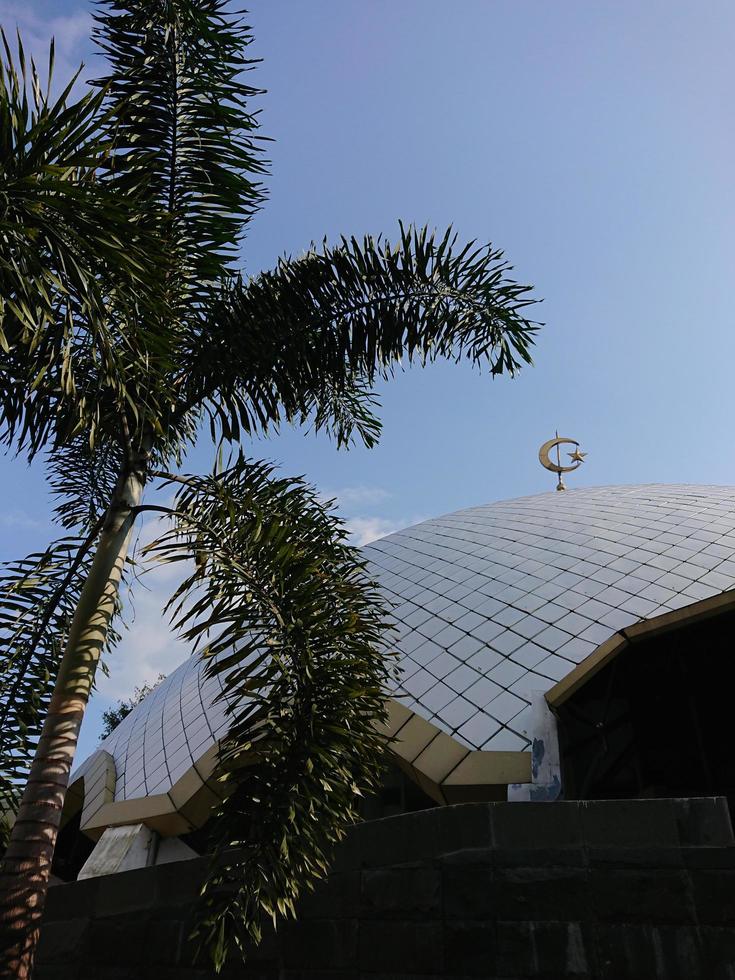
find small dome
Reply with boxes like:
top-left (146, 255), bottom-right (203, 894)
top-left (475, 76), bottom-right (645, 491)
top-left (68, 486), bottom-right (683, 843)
top-left (76, 484), bottom-right (735, 802)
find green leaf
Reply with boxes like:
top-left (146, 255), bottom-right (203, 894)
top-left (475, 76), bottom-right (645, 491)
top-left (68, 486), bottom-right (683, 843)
top-left (185, 224), bottom-right (540, 448)
top-left (0, 533), bottom-right (123, 820)
top-left (144, 458), bottom-right (396, 969)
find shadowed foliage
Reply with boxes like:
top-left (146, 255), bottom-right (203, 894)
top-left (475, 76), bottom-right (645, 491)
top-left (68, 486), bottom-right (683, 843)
top-left (0, 535), bottom-right (122, 832)
top-left (146, 459), bottom-right (396, 962)
top-left (0, 28), bottom-right (162, 459)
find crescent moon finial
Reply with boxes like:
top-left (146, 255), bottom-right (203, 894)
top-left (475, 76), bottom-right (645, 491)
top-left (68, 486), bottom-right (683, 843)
top-left (538, 433), bottom-right (587, 491)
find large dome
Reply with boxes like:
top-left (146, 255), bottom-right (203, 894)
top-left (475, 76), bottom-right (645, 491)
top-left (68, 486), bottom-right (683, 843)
top-left (74, 484), bottom-right (735, 808)
top-left (365, 483), bottom-right (735, 753)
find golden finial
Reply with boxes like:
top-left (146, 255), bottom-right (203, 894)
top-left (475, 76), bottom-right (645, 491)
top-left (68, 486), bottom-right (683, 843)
top-left (538, 431), bottom-right (587, 491)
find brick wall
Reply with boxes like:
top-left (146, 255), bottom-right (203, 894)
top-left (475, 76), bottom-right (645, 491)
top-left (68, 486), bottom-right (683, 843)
top-left (37, 797), bottom-right (735, 979)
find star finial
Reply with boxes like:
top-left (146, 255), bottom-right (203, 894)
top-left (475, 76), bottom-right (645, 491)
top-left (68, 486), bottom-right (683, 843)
top-left (538, 434), bottom-right (588, 491)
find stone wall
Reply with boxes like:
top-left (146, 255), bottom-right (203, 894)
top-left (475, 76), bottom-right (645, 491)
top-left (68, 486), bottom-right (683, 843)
top-left (38, 797), bottom-right (735, 979)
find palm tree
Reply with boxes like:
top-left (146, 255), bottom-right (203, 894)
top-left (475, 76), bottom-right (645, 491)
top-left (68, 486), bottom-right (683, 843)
top-left (0, 1), bottom-right (540, 975)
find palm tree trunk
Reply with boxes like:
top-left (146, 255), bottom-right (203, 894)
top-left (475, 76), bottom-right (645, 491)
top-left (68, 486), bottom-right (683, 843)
top-left (0, 455), bottom-right (146, 979)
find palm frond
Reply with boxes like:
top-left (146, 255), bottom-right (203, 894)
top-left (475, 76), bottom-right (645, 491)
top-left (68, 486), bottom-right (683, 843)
top-left (0, 28), bottom-right (165, 459)
top-left (91, 0), bottom-right (267, 308)
top-left (187, 224), bottom-right (540, 447)
top-left (0, 533), bottom-right (122, 822)
top-left (145, 457), bottom-right (394, 970)
top-left (46, 435), bottom-right (125, 533)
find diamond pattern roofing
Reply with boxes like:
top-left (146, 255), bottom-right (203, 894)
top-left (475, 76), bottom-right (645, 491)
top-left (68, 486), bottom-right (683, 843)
top-left (76, 484), bottom-right (735, 800)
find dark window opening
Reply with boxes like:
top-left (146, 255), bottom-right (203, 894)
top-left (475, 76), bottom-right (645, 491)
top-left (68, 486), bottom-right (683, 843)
top-left (180, 759), bottom-right (437, 855)
top-left (556, 609), bottom-right (735, 814)
top-left (51, 807), bottom-right (95, 882)
top-left (359, 760), bottom-right (437, 820)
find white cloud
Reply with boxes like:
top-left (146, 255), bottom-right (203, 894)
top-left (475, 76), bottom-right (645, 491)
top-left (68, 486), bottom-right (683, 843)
top-left (316, 484), bottom-right (426, 545)
top-left (343, 515), bottom-right (406, 546)
top-left (0, 3), bottom-right (92, 88)
top-left (98, 561), bottom-right (190, 701)
top-left (96, 512), bottom-right (192, 700)
top-left (0, 509), bottom-right (45, 530)
top-left (316, 484), bottom-right (409, 544)
top-left (321, 485), bottom-right (391, 509)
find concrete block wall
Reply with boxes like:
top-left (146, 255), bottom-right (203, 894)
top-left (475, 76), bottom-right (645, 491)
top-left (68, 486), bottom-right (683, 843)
top-left (37, 798), bottom-right (735, 979)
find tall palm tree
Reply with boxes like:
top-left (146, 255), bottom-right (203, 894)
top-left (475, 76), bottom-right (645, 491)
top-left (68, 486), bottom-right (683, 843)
top-left (0, 2), bottom-right (540, 975)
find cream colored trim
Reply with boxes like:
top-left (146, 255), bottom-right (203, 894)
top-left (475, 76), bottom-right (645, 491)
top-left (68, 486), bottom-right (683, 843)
top-left (79, 756), bottom-right (228, 840)
top-left (70, 697), bottom-right (532, 837)
top-left (61, 776), bottom-right (85, 830)
top-left (544, 634), bottom-right (628, 708)
top-left (546, 589), bottom-right (735, 709)
top-left (389, 713), bottom-right (442, 763)
top-left (61, 751), bottom-right (117, 836)
top-left (79, 750), bottom-right (116, 832)
top-left (384, 699), bottom-right (531, 805)
top-left (622, 588), bottom-right (735, 641)
top-left (412, 733), bottom-right (471, 785)
top-left (374, 699), bottom-right (413, 739)
top-left (443, 750), bottom-right (531, 787)
top-left (83, 793), bottom-right (178, 839)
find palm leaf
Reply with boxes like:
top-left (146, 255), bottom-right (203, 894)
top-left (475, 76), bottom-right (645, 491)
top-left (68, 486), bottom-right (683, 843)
top-left (145, 457), bottom-right (395, 970)
top-left (91, 0), bottom-right (267, 310)
top-left (46, 435), bottom-right (125, 533)
top-left (0, 534), bottom-right (123, 823)
top-left (0, 28), bottom-right (164, 459)
top-left (186, 224), bottom-right (540, 446)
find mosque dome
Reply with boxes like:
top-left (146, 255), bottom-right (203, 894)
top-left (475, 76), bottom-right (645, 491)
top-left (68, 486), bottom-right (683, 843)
top-left (71, 484), bottom-right (735, 828)
top-left (364, 483), bottom-right (735, 752)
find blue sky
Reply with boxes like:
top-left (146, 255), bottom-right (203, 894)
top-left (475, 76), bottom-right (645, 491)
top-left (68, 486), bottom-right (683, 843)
top-left (2, 0), bottom-right (735, 756)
